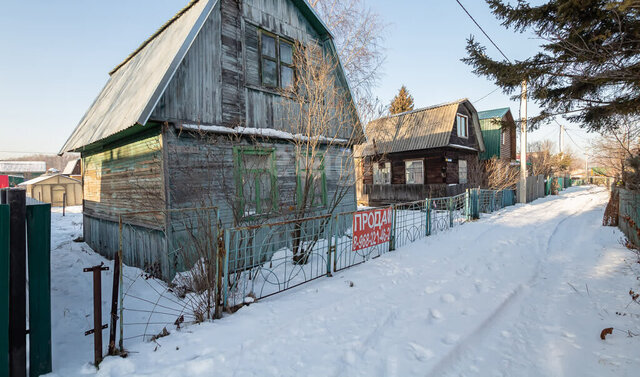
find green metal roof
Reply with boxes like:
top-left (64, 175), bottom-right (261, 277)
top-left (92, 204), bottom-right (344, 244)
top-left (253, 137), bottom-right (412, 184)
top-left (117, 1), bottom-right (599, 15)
top-left (477, 107), bottom-right (510, 120)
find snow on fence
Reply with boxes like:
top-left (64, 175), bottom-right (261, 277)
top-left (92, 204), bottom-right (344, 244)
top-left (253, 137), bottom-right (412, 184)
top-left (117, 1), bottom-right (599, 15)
top-left (221, 189), bottom-right (515, 308)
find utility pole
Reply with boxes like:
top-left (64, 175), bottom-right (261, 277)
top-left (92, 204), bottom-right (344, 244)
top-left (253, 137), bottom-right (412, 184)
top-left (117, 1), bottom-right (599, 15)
top-left (559, 124), bottom-right (565, 154)
top-left (519, 79), bottom-right (528, 203)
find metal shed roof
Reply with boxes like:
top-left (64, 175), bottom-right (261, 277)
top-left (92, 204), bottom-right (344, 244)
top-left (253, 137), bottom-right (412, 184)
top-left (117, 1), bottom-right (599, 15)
top-left (19, 173), bottom-right (81, 186)
top-left (62, 158), bottom-right (81, 175)
top-left (478, 107), bottom-right (510, 120)
top-left (358, 99), bottom-right (485, 156)
top-left (0, 161), bottom-right (47, 173)
top-left (59, 0), bottom-right (216, 153)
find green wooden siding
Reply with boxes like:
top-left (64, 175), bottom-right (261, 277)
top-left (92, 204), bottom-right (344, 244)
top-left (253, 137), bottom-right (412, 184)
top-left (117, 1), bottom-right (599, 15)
top-left (479, 118), bottom-right (502, 160)
top-left (26, 203), bottom-right (52, 377)
top-left (0, 204), bottom-right (8, 377)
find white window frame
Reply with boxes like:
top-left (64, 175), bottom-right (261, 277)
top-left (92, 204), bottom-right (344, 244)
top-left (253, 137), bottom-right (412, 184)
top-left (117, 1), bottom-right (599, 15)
top-left (458, 159), bottom-right (468, 184)
top-left (404, 159), bottom-right (424, 184)
top-left (456, 114), bottom-right (469, 138)
top-left (501, 128), bottom-right (507, 145)
top-left (373, 161), bottom-right (391, 184)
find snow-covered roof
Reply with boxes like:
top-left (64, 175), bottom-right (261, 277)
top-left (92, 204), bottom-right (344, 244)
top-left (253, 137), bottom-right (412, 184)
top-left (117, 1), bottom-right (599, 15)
top-left (62, 158), bottom-right (81, 175)
top-left (19, 173), bottom-right (81, 186)
top-left (0, 161), bottom-right (47, 173)
top-left (178, 124), bottom-right (349, 144)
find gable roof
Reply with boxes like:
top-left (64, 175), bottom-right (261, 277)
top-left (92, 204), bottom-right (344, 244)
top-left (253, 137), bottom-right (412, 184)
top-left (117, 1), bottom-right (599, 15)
top-left (60, 0), bottom-right (341, 154)
top-left (0, 161), bottom-right (47, 173)
top-left (62, 158), bottom-right (81, 175)
top-left (358, 99), bottom-right (485, 156)
top-left (60, 0), bottom-right (216, 154)
top-left (19, 173), bottom-right (81, 186)
top-left (478, 107), bottom-right (510, 120)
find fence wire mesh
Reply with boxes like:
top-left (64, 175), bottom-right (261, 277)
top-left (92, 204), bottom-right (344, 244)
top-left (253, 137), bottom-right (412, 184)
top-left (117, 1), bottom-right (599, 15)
top-left (119, 207), bottom-right (220, 347)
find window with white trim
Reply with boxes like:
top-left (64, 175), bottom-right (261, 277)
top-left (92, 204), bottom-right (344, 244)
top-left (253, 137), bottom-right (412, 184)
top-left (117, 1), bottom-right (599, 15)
top-left (405, 159), bottom-right (424, 184)
top-left (458, 159), bottom-right (468, 184)
top-left (373, 162), bottom-right (391, 184)
top-left (501, 128), bottom-right (507, 145)
top-left (456, 114), bottom-right (469, 138)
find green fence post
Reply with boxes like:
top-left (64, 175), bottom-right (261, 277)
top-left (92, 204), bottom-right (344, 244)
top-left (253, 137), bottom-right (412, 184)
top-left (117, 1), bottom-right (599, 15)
top-left (26, 203), bottom-right (52, 377)
top-left (0, 204), bottom-right (8, 377)
top-left (465, 190), bottom-right (470, 220)
top-left (223, 229), bottom-right (230, 309)
top-left (448, 197), bottom-right (454, 228)
top-left (390, 206), bottom-right (396, 251)
top-left (491, 191), bottom-right (496, 212)
top-left (425, 199), bottom-right (432, 236)
top-left (327, 216), bottom-right (334, 276)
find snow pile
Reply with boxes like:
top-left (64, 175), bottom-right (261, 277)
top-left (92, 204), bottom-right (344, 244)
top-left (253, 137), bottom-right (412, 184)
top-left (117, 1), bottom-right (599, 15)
top-left (47, 187), bottom-right (640, 376)
top-left (48, 206), bottom-right (191, 375)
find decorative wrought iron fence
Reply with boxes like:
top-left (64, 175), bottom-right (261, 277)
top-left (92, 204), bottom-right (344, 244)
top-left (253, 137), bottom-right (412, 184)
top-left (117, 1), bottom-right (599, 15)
top-left (393, 200), bottom-right (428, 249)
top-left (223, 214), bottom-right (333, 308)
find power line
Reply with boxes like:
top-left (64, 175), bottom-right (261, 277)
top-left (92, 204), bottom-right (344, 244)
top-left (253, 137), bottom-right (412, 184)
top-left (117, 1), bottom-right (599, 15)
top-left (473, 87), bottom-right (501, 103)
top-left (454, 0), bottom-right (512, 62)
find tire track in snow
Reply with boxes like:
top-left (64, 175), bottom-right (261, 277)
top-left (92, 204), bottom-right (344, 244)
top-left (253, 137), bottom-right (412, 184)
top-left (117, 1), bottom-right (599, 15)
top-left (425, 189), bottom-right (600, 377)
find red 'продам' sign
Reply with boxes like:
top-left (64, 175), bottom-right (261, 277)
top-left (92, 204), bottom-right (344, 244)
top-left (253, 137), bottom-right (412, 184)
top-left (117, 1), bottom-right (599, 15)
top-left (352, 207), bottom-right (392, 251)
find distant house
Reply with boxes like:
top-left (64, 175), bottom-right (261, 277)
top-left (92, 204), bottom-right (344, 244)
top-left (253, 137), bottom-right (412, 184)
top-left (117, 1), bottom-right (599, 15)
top-left (0, 161), bottom-right (46, 180)
top-left (62, 158), bottom-right (82, 180)
top-left (356, 99), bottom-right (485, 206)
top-left (59, 0), bottom-right (360, 279)
top-left (477, 108), bottom-right (516, 161)
top-left (19, 173), bottom-right (82, 207)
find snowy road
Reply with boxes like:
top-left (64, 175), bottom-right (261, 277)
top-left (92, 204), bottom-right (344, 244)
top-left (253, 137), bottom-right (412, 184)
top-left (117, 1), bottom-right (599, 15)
top-left (50, 186), bottom-right (640, 377)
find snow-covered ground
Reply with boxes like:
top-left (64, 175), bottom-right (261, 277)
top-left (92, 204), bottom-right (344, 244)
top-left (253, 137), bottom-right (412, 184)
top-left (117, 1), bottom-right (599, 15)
top-left (46, 186), bottom-right (640, 377)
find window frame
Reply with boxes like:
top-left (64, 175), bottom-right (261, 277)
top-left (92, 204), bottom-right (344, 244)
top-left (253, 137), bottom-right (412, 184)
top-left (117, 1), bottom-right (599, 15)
top-left (458, 159), bottom-right (468, 184)
top-left (233, 146), bottom-right (279, 218)
top-left (373, 161), bottom-right (391, 185)
top-left (258, 29), bottom-right (295, 89)
top-left (404, 159), bottom-right (424, 184)
top-left (456, 114), bottom-right (469, 138)
top-left (296, 151), bottom-right (328, 209)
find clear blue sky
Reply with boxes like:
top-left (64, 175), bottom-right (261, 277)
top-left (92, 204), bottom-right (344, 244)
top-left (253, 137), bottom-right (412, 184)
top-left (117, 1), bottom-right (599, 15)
top-left (0, 0), bottom-right (592, 159)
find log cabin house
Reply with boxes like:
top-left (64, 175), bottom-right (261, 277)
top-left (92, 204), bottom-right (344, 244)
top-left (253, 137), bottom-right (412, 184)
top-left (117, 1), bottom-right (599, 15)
top-left (478, 107), bottom-right (517, 161)
top-left (356, 99), bottom-right (485, 206)
top-left (59, 0), bottom-right (360, 280)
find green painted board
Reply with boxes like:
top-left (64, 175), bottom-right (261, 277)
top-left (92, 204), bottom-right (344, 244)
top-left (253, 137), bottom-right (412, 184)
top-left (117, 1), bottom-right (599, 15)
top-left (0, 204), bottom-right (9, 377)
top-left (26, 203), bottom-right (52, 377)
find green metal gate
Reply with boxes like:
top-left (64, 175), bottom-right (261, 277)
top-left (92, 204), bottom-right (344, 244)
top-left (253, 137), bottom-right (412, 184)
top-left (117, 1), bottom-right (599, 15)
top-left (1, 204), bottom-right (9, 377)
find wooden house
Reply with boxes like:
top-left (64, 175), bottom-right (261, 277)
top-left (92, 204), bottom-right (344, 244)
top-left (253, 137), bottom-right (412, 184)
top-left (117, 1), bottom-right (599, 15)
top-left (59, 0), bottom-right (360, 280)
top-left (62, 158), bottom-right (82, 180)
top-left (477, 108), bottom-right (516, 161)
top-left (356, 99), bottom-right (485, 206)
top-left (19, 173), bottom-right (83, 207)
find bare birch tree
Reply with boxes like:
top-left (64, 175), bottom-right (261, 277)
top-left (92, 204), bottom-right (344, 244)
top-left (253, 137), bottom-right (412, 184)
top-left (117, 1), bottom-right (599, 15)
top-left (309, 0), bottom-right (387, 122)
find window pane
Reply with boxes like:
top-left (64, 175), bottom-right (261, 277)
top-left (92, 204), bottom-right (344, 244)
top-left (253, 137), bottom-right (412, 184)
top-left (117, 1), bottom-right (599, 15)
top-left (280, 41), bottom-right (293, 65)
top-left (459, 160), bottom-right (468, 184)
top-left (281, 66), bottom-right (294, 88)
top-left (239, 152), bottom-right (274, 215)
top-left (261, 34), bottom-right (276, 58)
top-left (373, 162), bottom-right (390, 184)
top-left (262, 58), bottom-right (278, 87)
top-left (405, 160), bottom-right (423, 184)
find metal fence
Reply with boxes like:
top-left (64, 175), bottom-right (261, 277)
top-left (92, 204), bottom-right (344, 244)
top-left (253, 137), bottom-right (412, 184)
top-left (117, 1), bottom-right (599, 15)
top-left (618, 188), bottom-right (640, 247)
top-left (220, 189), bottom-right (514, 309)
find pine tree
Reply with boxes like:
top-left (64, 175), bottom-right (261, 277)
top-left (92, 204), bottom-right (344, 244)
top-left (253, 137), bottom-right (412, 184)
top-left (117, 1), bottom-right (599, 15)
top-left (463, 0), bottom-right (640, 132)
top-left (389, 86), bottom-right (415, 115)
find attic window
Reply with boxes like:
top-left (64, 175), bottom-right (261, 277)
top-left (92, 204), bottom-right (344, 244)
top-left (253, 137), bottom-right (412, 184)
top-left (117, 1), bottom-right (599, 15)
top-left (456, 114), bottom-right (469, 138)
top-left (259, 30), bottom-right (295, 89)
